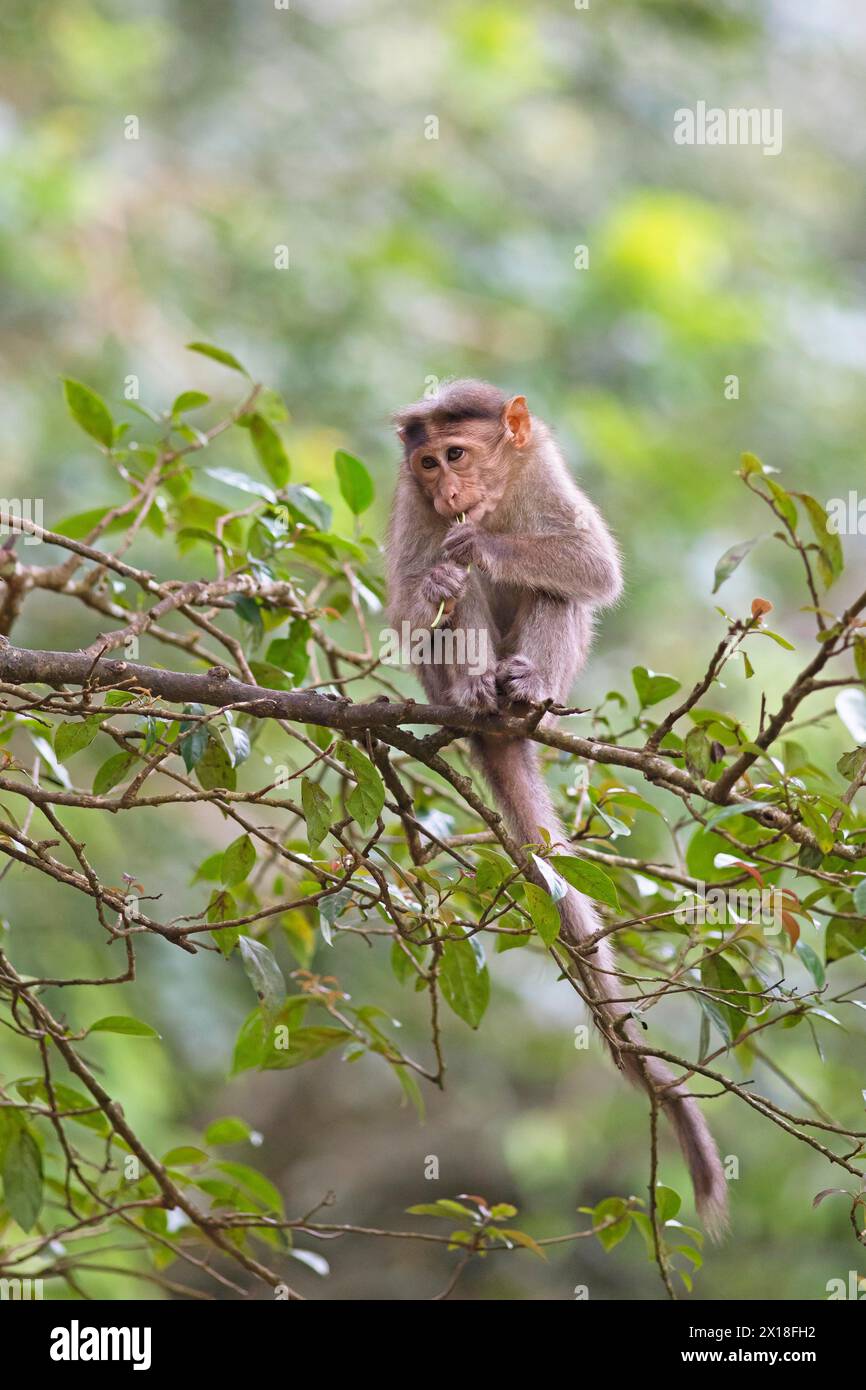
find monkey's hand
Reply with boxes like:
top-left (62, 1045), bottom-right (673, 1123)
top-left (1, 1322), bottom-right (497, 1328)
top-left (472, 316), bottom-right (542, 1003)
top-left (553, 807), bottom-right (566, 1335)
top-left (440, 519), bottom-right (490, 569)
top-left (420, 561), bottom-right (467, 626)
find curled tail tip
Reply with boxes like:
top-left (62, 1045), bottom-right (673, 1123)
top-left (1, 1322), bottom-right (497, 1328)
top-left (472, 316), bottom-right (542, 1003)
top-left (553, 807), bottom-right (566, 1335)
top-left (696, 1182), bottom-right (730, 1243)
top-left (675, 1101), bottom-right (730, 1242)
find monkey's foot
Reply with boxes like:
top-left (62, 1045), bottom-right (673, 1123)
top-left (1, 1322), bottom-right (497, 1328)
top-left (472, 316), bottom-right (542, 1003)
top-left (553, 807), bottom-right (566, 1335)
top-left (496, 654), bottom-right (548, 706)
top-left (452, 670), bottom-right (499, 713)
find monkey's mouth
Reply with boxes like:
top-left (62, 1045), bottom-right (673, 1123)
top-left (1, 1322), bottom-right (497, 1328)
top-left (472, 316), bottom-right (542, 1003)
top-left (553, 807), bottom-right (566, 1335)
top-left (435, 496), bottom-right (483, 520)
top-left (463, 499), bottom-right (491, 522)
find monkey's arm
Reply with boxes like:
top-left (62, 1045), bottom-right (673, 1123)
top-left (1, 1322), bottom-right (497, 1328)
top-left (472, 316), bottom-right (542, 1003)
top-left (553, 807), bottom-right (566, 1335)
top-left (386, 482), bottom-right (467, 629)
top-left (442, 511), bottom-right (622, 606)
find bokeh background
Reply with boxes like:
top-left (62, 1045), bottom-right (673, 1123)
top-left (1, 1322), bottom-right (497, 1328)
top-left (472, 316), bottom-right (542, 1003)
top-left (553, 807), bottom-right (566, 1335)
top-left (2, 0), bottom-right (866, 1299)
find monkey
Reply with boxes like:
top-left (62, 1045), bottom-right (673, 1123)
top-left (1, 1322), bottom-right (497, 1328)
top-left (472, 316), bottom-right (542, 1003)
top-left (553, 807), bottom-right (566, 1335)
top-left (387, 379), bottom-right (728, 1238)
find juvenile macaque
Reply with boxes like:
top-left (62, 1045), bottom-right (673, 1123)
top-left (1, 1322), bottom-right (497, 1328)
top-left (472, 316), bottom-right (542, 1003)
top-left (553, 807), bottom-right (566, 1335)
top-left (387, 379), bottom-right (727, 1236)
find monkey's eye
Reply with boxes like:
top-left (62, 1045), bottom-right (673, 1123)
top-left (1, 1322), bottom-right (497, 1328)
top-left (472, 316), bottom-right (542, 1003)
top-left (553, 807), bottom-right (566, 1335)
top-left (420, 456), bottom-right (439, 470)
top-left (446, 446), bottom-right (464, 462)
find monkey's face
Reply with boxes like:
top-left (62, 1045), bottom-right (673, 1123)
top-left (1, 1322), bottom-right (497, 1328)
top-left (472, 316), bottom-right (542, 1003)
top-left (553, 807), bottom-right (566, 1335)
top-left (405, 421), bottom-right (509, 520)
top-left (397, 393), bottom-right (532, 521)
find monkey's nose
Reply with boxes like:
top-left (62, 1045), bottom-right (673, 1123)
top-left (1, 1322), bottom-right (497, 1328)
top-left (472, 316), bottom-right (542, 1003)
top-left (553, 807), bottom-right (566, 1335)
top-left (435, 493), bottom-right (461, 517)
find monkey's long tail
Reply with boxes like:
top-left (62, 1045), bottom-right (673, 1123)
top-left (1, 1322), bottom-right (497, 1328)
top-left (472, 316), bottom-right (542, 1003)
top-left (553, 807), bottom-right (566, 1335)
top-left (472, 734), bottom-right (729, 1239)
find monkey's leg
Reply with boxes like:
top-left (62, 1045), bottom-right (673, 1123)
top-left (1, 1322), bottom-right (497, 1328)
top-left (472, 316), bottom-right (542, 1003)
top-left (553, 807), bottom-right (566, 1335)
top-left (496, 594), bottom-right (589, 706)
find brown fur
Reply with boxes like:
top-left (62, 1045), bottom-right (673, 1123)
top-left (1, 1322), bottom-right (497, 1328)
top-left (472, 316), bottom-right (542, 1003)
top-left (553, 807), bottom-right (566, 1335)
top-left (387, 379), bottom-right (728, 1236)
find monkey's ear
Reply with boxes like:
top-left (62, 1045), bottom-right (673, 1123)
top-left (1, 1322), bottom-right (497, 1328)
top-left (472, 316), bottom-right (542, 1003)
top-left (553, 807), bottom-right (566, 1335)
top-left (396, 425), bottom-right (407, 443)
top-left (503, 395), bottom-right (531, 448)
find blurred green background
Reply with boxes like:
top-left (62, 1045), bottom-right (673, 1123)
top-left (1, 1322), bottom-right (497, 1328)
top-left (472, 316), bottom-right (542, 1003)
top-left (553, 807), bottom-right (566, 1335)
top-left (2, 0), bottom-right (865, 1299)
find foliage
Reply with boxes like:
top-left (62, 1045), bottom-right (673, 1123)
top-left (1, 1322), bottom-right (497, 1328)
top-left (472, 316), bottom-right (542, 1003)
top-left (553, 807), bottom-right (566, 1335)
top-left (0, 349), bottom-right (863, 1300)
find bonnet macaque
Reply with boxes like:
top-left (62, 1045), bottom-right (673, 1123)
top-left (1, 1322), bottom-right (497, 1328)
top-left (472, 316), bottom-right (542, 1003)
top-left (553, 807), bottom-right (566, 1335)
top-left (387, 379), bottom-right (727, 1236)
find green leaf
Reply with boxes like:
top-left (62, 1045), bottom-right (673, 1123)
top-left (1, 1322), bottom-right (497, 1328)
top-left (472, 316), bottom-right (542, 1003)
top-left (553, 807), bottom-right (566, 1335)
top-left (753, 628), bottom-right (795, 651)
top-left (406, 1199), bottom-right (477, 1220)
top-left (496, 1227), bottom-right (548, 1259)
top-left (702, 799), bottom-right (767, 830)
top-left (231, 594), bottom-right (264, 643)
top-left (393, 1064), bottom-right (425, 1120)
top-left (2, 1126), bottom-right (43, 1231)
top-left (522, 882), bottom-right (561, 947)
top-left (238, 937), bottom-right (286, 1023)
top-left (222, 833), bottom-right (256, 888)
top-left (284, 484), bottom-right (332, 532)
top-left (676, 1243), bottom-right (703, 1270)
top-left (186, 341), bottom-right (249, 375)
top-left (654, 1184), bottom-right (681, 1221)
top-left (630, 1210), bottom-right (657, 1258)
top-left (248, 414), bottom-right (290, 488)
top-left (336, 741), bottom-right (385, 831)
top-left (190, 845), bottom-right (223, 878)
top-left (794, 492), bottom-right (844, 585)
top-left (205, 1117), bottom-right (252, 1145)
top-left (162, 1146), bottom-right (208, 1167)
top-left (205, 465), bottom-right (276, 503)
top-left (62, 378), bottom-right (114, 448)
top-left (92, 751), bottom-right (137, 796)
top-left (796, 940), bottom-right (825, 990)
top-left (16, 1080), bottom-right (110, 1136)
top-left (301, 777), bottom-right (332, 849)
top-left (439, 937), bottom-right (490, 1028)
top-left (334, 450), bottom-right (374, 515)
top-left (207, 889), bottom-right (239, 956)
top-left (88, 1015), bottom-right (159, 1038)
top-left (53, 506), bottom-right (129, 540)
top-left (699, 956), bottom-right (747, 1045)
top-left (196, 732), bottom-right (237, 791)
top-left (248, 661), bottom-right (292, 692)
top-left (255, 387), bottom-right (289, 425)
top-left (266, 619), bottom-right (311, 686)
top-left (171, 390), bottom-right (210, 416)
top-left (391, 938), bottom-right (425, 983)
top-left (530, 854), bottom-right (568, 900)
top-left (214, 1160), bottom-right (284, 1214)
top-left (225, 724), bottom-right (251, 771)
top-left (593, 1196), bottom-right (632, 1252)
top-left (632, 666), bottom-right (681, 707)
top-left (175, 525), bottom-right (231, 555)
top-left (798, 801), bottom-right (835, 854)
top-left (257, 1023), bottom-right (352, 1071)
top-left (712, 536), bottom-right (760, 593)
top-left (684, 727), bottom-right (712, 779)
top-left (54, 716), bottom-right (103, 761)
top-left (548, 854), bottom-right (619, 909)
top-left (765, 479), bottom-right (798, 530)
top-left (179, 707), bottom-right (209, 773)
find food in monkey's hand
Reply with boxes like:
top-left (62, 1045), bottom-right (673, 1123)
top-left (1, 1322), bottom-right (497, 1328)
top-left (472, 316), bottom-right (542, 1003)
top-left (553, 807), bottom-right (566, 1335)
top-left (386, 379), bottom-right (728, 1238)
